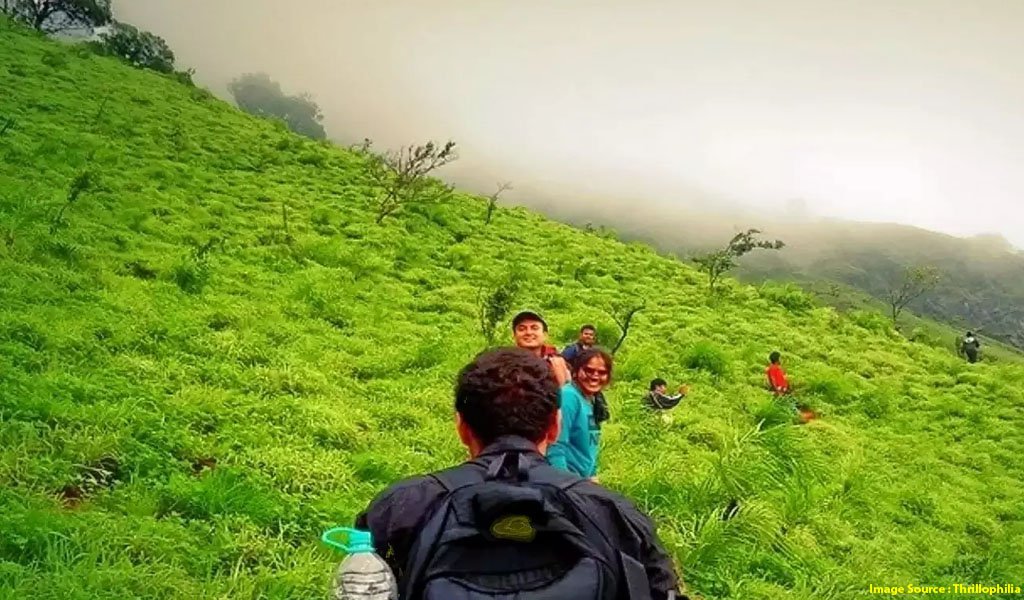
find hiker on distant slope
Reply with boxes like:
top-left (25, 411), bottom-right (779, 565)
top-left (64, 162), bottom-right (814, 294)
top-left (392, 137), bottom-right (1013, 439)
top-left (766, 351), bottom-right (791, 395)
top-left (512, 310), bottom-right (571, 386)
top-left (961, 331), bottom-right (981, 363)
top-left (354, 347), bottom-right (687, 600)
top-left (562, 324), bottom-right (597, 363)
top-left (549, 347), bottom-right (614, 482)
top-left (645, 378), bottom-right (689, 410)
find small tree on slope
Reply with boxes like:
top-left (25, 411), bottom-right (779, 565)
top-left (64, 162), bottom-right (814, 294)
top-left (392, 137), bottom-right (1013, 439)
top-left (692, 228), bottom-right (785, 293)
top-left (95, 21), bottom-right (176, 74)
top-left (360, 139), bottom-right (458, 224)
top-left (485, 181), bottom-right (512, 225)
top-left (477, 269), bottom-right (524, 346)
top-left (885, 265), bottom-right (943, 326)
top-left (2, 0), bottom-right (110, 33)
top-left (228, 73), bottom-right (327, 140)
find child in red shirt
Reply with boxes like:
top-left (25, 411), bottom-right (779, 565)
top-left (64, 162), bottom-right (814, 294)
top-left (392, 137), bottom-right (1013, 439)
top-left (766, 351), bottom-right (790, 395)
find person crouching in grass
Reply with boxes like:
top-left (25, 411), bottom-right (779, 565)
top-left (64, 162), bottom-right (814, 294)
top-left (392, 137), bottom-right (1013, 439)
top-left (548, 347), bottom-right (613, 483)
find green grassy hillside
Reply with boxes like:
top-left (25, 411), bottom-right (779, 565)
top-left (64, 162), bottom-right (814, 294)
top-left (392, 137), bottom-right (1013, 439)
top-left (3, 21), bottom-right (1024, 600)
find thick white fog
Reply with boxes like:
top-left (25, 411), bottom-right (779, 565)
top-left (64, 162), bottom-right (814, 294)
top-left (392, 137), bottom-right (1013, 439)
top-left (116, 0), bottom-right (1024, 248)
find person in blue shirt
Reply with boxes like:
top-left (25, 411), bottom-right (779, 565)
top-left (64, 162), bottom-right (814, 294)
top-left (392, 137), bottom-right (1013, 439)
top-left (548, 347), bottom-right (614, 482)
top-left (561, 324), bottom-right (597, 363)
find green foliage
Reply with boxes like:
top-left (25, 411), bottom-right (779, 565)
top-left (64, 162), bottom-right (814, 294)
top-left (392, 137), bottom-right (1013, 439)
top-left (477, 268), bottom-right (525, 346)
top-left (1, 0), bottom-right (110, 33)
top-left (575, 203), bottom-right (1024, 351)
top-left (849, 310), bottom-right (892, 334)
top-left (93, 21), bottom-right (176, 74)
top-left (692, 229), bottom-right (784, 293)
top-left (751, 396), bottom-right (796, 428)
top-left (170, 255), bottom-right (209, 294)
top-left (858, 393), bottom-right (891, 419)
top-left (49, 169), bottom-right (92, 233)
top-left (360, 139), bottom-right (458, 224)
top-left (228, 72), bottom-right (326, 140)
top-left (742, 228), bottom-right (1024, 351)
top-left (170, 238), bottom-right (221, 294)
top-left (683, 341), bottom-right (729, 376)
top-left (802, 366), bottom-right (858, 406)
top-left (758, 282), bottom-right (814, 313)
top-left (1, 25), bottom-right (1024, 600)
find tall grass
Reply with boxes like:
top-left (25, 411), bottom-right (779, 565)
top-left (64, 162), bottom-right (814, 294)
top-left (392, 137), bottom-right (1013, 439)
top-left (1, 20), bottom-right (1023, 600)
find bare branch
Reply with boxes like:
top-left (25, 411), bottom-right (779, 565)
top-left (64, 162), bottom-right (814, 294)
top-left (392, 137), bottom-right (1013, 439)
top-left (606, 299), bottom-right (647, 354)
top-left (886, 265), bottom-right (942, 325)
top-left (485, 181), bottom-right (513, 225)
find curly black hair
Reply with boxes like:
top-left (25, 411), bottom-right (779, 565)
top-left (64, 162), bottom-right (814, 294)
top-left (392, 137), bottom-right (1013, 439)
top-left (455, 347), bottom-right (561, 445)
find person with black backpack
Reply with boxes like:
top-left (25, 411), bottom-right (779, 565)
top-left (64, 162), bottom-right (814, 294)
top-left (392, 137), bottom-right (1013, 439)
top-left (354, 347), bottom-right (687, 600)
top-left (961, 331), bottom-right (981, 363)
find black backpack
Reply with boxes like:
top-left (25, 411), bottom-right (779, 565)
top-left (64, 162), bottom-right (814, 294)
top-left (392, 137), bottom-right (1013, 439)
top-left (400, 451), bottom-right (653, 600)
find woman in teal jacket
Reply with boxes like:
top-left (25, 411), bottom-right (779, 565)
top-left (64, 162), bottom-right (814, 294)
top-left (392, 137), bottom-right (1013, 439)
top-left (547, 347), bottom-right (614, 481)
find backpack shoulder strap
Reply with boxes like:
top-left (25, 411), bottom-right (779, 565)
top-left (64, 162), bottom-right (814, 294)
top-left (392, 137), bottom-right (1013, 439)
top-left (402, 462), bottom-right (486, 600)
top-left (427, 461), bottom-right (486, 493)
top-left (428, 451), bottom-right (533, 492)
top-left (527, 462), bottom-right (588, 490)
top-left (619, 552), bottom-right (654, 600)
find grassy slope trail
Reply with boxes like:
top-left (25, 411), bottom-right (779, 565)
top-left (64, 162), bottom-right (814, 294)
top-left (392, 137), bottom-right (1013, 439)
top-left (2, 20), bottom-right (1024, 600)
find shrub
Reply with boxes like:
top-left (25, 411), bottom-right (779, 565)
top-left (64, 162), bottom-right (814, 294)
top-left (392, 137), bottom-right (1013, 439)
top-left (444, 244), bottom-right (474, 272)
top-left (859, 394), bottom-right (891, 419)
top-left (171, 257), bottom-right (209, 294)
top-left (849, 310), bottom-right (891, 334)
top-left (752, 397), bottom-right (795, 428)
top-left (94, 22), bottom-right (176, 74)
top-left (684, 341), bottom-right (729, 376)
top-left (611, 351), bottom-right (654, 383)
top-left (310, 208), bottom-right (332, 227)
top-left (804, 367), bottom-right (857, 405)
top-left (758, 282), bottom-right (814, 312)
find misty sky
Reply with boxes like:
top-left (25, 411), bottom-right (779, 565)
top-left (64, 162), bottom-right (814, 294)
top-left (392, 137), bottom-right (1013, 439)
top-left (117, 0), bottom-right (1024, 247)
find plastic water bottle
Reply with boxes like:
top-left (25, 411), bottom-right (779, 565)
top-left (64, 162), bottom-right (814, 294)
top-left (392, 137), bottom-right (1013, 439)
top-left (321, 527), bottom-right (398, 600)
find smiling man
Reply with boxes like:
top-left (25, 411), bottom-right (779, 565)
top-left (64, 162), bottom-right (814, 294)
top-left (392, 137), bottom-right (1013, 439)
top-left (512, 310), bottom-right (571, 386)
top-left (561, 324), bottom-right (597, 363)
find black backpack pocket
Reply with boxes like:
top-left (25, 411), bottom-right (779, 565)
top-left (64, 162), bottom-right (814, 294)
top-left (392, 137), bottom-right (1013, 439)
top-left (423, 556), bottom-right (608, 600)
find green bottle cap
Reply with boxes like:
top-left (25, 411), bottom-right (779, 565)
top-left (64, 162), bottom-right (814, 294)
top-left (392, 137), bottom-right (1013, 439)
top-left (321, 527), bottom-right (375, 554)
